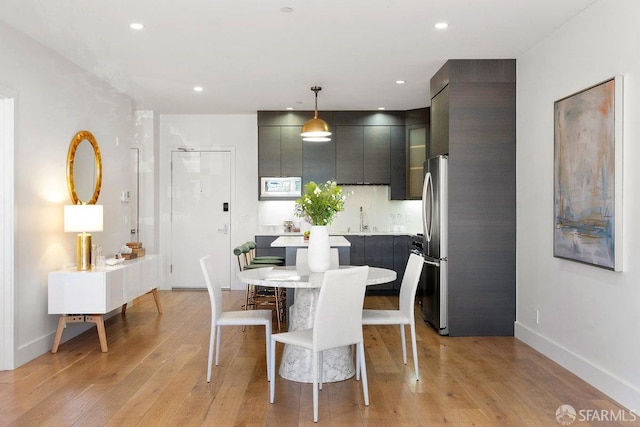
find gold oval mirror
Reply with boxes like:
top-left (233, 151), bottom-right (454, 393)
top-left (66, 130), bottom-right (102, 205)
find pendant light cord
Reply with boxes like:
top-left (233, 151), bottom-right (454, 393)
top-left (311, 86), bottom-right (321, 119)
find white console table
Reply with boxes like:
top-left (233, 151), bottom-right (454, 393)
top-left (48, 255), bottom-right (162, 353)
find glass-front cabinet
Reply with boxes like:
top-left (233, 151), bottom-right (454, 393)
top-left (407, 126), bottom-right (427, 199)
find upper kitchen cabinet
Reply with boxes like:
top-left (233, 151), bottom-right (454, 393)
top-left (335, 126), bottom-right (363, 183)
top-left (302, 137), bottom-right (336, 186)
top-left (388, 125), bottom-right (407, 200)
top-left (363, 126), bottom-right (391, 184)
top-left (258, 112), bottom-right (308, 177)
top-left (401, 108), bottom-right (429, 200)
top-left (258, 110), bottom-right (409, 194)
top-left (430, 59), bottom-right (516, 336)
top-left (335, 126), bottom-right (393, 184)
top-left (258, 126), bottom-right (302, 177)
top-left (333, 111), bottom-right (404, 185)
top-left (429, 86), bottom-right (449, 158)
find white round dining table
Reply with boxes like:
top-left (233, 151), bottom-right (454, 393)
top-left (237, 266), bottom-right (397, 383)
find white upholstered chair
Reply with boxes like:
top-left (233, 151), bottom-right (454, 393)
top-left (361, 252), bottom-right (424, 380)
top-left (269, 266), bottom-right (370, 423)
top-left (200, 255), bottom-right (272, 383)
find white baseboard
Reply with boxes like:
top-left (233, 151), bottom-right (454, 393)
top-left (515, 322), bottom-right (640, 412)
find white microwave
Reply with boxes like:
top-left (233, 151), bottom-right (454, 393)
top-left (260, 177), bottom-right (302, 198)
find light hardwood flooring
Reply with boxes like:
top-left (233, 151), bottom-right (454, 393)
top-left (0, 290), bottom-right (629, 426)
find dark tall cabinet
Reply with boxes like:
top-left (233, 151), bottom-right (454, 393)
top-left (430, 59), bottom-right (516, 336)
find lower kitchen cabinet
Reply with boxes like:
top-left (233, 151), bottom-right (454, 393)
top-left (365, 236), bottom-right (394, 291)
top-left (255, 234), bottom-right (411, 294)
top-left (345, 235), bottom-right (410, 294)
top-left (346, 235), bottom-right (364, 265)
top-left (393, 235), bottom-right (412, 285)
top-left (254, 236), bottom-right (286, 258)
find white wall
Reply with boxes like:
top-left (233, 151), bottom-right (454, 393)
top-left (516, 0), bottom-right (640, 410)
top-left (134, 110), bottom-right (160, 254)
top-left (158, 115), bottom-right (259, 290)
top-left (0, 21), bottom-right (134, 367)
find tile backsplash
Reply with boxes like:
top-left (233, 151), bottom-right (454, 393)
top-left (258, 185), bottom-right (422, 235)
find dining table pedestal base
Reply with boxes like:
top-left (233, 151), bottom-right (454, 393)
top-left (278, 288), bottom-right (355, 383)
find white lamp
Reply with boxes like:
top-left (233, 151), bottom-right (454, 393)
top-left (64, 204), bottom-right (103, 271)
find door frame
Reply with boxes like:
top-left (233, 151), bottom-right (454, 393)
top-left (160, 146), bottom-right (235, 290)
top-left (0, 87), bottom-right (15, 370)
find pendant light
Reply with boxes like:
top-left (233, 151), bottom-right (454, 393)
top-left (301, 86), bottom-right (331, 142)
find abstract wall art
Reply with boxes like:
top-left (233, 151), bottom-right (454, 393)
top-left (554, 76), bottom-right (623, 271)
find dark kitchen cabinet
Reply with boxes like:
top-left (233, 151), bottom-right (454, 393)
top-left (389, 125), bottom-right (407, 200)
top-left (345, 235), bottom-right (364, 265)
top-left (335, 125), bottom-right (391, 185)
top-left (365, 235), bottom-right (395, 291)
top-left (345, 235), bottom-right (401, 293)
top-left (254, 235), bottom-right (286, 258)
top-left (258, 126), bottom-right (302, 177)
top-left (258, 110), bottom-right (412, 196)
top-left (303, 138), bottom-right (336, 186)
top-left (363, 126), bottom-right (391, 184)
top-left (429, 85), bottom-right (449, 158)
top-left (429, 59), bottom-right (516, 336)
top-left (281, 127), bottom-right (303, 177)
top-left (393, 235), bottom-right (412, 285)
top-left (404, 107), bottom-right (430, 199)
top-left (258, 126), bottom-right (281, 177)
top-left (335, 126), bottom-right (363, 184)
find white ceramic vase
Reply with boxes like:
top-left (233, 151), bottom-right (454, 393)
top-left (307, 225), bottom-right (331, 272)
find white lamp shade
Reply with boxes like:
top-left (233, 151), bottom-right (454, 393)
top-left (64, 204), bottom-right (103, 232)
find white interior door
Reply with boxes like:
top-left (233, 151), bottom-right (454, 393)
top-left (171, 150), bottom-right (231, 289)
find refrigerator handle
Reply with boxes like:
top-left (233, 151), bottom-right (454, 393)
top-left (423, 258), bottom-right (440, 267)
top-left (422, 171), bottom-right (433, 242)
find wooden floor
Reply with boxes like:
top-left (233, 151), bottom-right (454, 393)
top-left (0, 290), bottom-right (628, 426)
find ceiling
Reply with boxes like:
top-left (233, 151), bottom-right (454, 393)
top-left (0, 0), bottom-right (596, 114)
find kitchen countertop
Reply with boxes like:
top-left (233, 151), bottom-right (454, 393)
top-left (259, 231), bottom-right (415, 237)
top-left (271, 235), bottom-right (351, 247)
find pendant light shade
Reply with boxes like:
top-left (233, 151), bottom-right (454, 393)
top-left (301, 86), bottom-right (331, 142)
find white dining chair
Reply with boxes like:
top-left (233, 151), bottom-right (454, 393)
top-left (361, 252), bottom-right (424, 380)
top-left (269, 266), bottom-right (370, 423)
top-left (200, 255), bottom-right (272, 383)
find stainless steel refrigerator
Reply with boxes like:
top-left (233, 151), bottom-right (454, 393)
top-left (421, 155), bottom-right (448, 335)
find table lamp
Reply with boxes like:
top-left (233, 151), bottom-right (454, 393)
top-left (64, 204), bottom-right (103, 271)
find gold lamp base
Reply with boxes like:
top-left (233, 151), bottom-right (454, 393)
top-left (76, 232), bottom-right (92, 271)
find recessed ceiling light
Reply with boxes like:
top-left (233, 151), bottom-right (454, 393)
top-left (129, 22), bottom-right (144, 30)
top-left (395, 80), bottom-right (406, 85)
top-left (193, 86), bottom-right (204, 92)
top-left (378, 107), bottom-right (386, 110)
top-left (286, 107), bottom-right (294, 110)
top-left (435, 22), bottom-right (448, 30)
